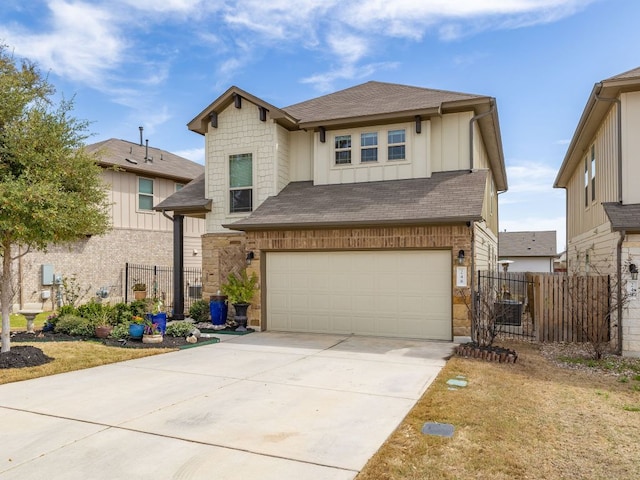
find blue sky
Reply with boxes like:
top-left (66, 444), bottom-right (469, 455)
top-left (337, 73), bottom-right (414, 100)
top-left (2, 0), bottom-right (640, 252)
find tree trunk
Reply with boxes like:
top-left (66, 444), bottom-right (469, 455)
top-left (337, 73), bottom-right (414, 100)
top-left (1, 240), bottom-right (12, 353)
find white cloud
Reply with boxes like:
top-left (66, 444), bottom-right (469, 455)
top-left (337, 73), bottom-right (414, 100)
top-left (505, 161), bottom-right (560, 195)
top-left (174, 147), bottom-right (205, 164)
top-left (1, 0), bottom-right (125, 86)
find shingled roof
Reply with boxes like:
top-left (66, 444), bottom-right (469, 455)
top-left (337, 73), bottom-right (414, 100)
top-left (283, 81), bottom-right (486, 126)
top-left (224, 170), bottom-right (487, 231)
top-left (603, 202), bottom-right (640, 232)
top-left (154, 174), bottom-right (210, 218)
top-left (498, 231), bottom-right (557, 257)
top-left (86, 138), bottom-right (204, 183)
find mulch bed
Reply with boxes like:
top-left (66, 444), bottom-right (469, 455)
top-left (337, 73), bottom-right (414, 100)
top-left (0, 345), bottom-right (54, 369)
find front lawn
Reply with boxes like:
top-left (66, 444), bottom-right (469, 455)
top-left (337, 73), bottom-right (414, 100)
top-left (357, 341), bottom-right (640, 480)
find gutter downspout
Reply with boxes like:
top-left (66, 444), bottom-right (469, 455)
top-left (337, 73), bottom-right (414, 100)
top-left (470, 221), bottom-right (476, 341)
top-left (469, 102), bottom-right (495, 171)
top-left (616, 230), bottom-right (625, 354)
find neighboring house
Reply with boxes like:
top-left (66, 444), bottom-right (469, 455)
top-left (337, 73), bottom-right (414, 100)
top-left (554, 66), bottom-right (640, 357)
top-left (498, 231), bottom-right (557, 272)
top-left (16, 136), bottom-right (205, 312)
top-left (167, 81), bottom-right (507, 341)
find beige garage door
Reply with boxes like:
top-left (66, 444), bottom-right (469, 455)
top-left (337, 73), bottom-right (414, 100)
top-left (266, 250), bottom-right (452, 340)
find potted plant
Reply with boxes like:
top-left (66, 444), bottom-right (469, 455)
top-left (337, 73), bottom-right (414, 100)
top-left (142, 320), bottom-right (163, 344)
top-left (132, 282), bottom-right (147, 300)
top-left (128, 315), bottom-right (146, 339)
top-left (221, 270), bottom-right (258, 331)
top-left (144, 297), bottom-right (167, 334)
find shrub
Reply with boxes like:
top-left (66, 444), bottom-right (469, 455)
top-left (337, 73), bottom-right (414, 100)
top-left (55, 314), bottom-right (96, 337)
top-left (188, 300), bottom-right (209, 323)
top-left (129, 300), bottom-right (147, 317)
top-left (57, 305), bottom-right (78, 317)
top-left (109, 323), bottom-right (130, 340)
top-left (166, 321), bottom-right (194, 337)
top-left (112, 303), bottom-right (133, 325)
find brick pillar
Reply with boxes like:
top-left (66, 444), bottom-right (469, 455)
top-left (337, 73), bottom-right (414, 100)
top-left (202, 232), bottom-right (246, 300)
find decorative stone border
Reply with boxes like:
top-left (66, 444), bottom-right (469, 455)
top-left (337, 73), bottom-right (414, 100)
top-left (455, 343), bottom-right (518, 363)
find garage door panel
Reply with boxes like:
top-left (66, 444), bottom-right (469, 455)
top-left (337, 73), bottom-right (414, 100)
top-left (266, 251), bottom-right (452, 340)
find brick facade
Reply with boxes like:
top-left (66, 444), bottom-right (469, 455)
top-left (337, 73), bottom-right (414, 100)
top-left (15, 228), bottom-right (178, 311)
top-left (202, 224), bottom-right (474, 336)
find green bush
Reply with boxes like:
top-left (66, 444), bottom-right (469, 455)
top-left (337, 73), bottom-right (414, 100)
top-left (55, 314), bottom-right (96, 337)
top-left (188, 299), bottom-right (210, 323)
top-left (129, 300), bottom-right (147, 317)
top-left (112, 303), bottom-right (133, 325)
top-left (109, 323), bottom-right (130, 340)
top-left (166, 321), bottom-right (195, 337)
top-left (57, 305), bottom-right (78, 317)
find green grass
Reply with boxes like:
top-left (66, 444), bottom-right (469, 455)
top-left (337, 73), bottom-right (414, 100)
top-left (7, 312), bottom-right (52, 331)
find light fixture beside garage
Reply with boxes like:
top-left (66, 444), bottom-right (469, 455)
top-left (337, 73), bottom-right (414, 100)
top-left (246, 251), bottom-right (255, 265)
top-left (630, 263), bottom-right (638, 280)
top-left (457, 250), bottom-right (465, 265)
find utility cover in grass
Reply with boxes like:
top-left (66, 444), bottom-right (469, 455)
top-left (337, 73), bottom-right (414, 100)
top-left (422, 422), bottom-right (455, 437)
top-left (446, 375), bottom-right (468, 388)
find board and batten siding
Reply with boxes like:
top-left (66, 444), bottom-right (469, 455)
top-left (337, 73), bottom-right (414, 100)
top-left (566, 104), bottom-right (619, 242)
top-left (621, 91), bottom-right (640, 204)
top-left (104, 169), bottom-right (204, 236)
top-left (313, 120), bottom-right (430, 185)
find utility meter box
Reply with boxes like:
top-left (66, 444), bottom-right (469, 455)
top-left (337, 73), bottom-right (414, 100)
top-left (41, 264), bottom-right (54, 286)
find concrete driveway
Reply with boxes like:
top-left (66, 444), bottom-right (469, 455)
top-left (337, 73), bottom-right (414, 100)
top-left (0, 332), bottom-right (454, 479)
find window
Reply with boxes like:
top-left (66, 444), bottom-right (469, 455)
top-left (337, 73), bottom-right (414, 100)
top-left (175, 183), bottom-right (184, 192)
top-left (335, 135), bottom-right (351, 164)
top-left (229, 153), bottom-right (253, 213)
top-left (360, 132), bottom-right (378, 162)
top-left (591, 145), bottom-right (596, 202)
top-left (388, 129), bottom-right (406, 160)
top-left (138, 178), bottom-right (154, 211)
top-left (584, 158), bottom-right (589, 207)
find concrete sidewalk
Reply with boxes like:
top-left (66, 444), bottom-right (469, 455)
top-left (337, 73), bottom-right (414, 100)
top-left (0, 332), bottom-right (454, 479)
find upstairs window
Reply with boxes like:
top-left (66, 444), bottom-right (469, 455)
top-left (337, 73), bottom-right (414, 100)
top-left (584, 158), bottom-right (589, 208)
top-left (229, 153), bottom-right (253, 213)
top-left (591, 145), bottom-right (596, 202)
top-left (138, 178), bottom-right (154, 211)
top-left (360, 132), bottom-right (378, 162)
top-left (388, 129), bottom-right (406, 160)
top-left (335, 135), bottom-right (351, 165)
top-left (175, 183), bottom-right (184, 192)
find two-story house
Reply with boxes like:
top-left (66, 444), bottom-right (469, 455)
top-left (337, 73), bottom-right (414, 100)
top-left (180, 81), bottom-right (507, 340)
top-left (554, 66), bottom-right (640, 357)
top-left (16, 136), bottom-right (206, 312)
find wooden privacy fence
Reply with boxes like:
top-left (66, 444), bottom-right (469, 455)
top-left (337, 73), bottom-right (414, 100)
top-left (531, 274), bottom-right (610, 343)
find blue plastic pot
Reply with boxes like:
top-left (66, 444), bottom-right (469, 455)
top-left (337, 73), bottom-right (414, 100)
top-left (146, 312), bottom-right (167, 334)
top-left (210, 295), bottom-right (228, 326)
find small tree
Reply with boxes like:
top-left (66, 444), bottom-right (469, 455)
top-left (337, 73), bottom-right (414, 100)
top-left (0, 46), bottom-right (111, 352)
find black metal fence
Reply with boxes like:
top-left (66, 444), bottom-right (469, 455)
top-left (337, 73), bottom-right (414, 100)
top-left (476, 271), bottom-right (535, 340)
top-left (124, 263), bottom-right (203, 315)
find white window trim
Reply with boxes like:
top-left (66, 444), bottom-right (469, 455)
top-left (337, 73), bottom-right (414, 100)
top-left (137, 176), bottom-right (155, 213)
top-left (331, 123), bottom-right (412, 170)
top-left (226, 150), bottom-right (256, 217)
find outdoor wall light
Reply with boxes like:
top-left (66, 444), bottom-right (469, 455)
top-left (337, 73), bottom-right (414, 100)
top-left (629, 263), bottom-right (638, 280)
top-left (457, 249), bottom-right (465, 265)
top-left (246, 251), bottom-right (255, 265)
